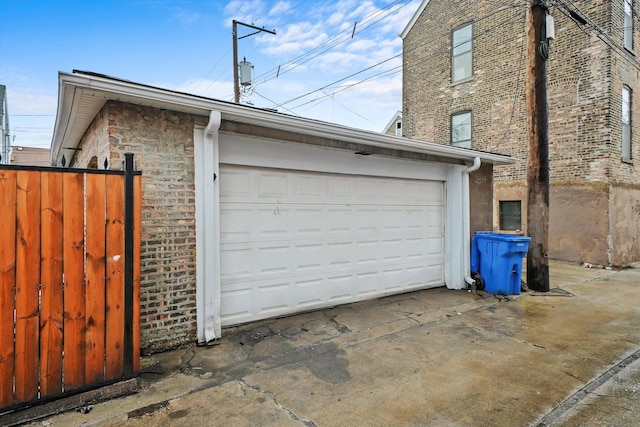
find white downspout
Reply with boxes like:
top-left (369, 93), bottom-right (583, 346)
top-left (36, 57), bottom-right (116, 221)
top-left (463, 157), bottom-right (481, 287)
top-left (195, 111), bottom-right (222, 343)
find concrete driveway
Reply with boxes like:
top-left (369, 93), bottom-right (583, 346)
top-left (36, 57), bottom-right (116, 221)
top-left (15, 262), bottom-right (640, 426)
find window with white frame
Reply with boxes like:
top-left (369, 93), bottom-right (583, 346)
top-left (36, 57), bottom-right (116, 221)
top-left (452, 24), bottom-right (473, 82)
top-left (451, 111), bottom-right (472, 148)
top-left (624, 0), bottom-right (633, 50)
top-left (622, 85), bottom-right (632, 160)
top-left (395, 120), bottom-right (402, 136)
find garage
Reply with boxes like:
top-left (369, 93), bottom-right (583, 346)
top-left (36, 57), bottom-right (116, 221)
top-left (49, 71), bottom-right (516, 350)
top-left (193, 123), bottom-right (514, 343)
top-left (218, 164), bottom-right (445, 325)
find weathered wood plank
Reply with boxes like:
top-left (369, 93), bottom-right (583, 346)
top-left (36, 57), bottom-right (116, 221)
top-left (39, 171), bottom-right (64, 398)
top-left (15, 171), bottom-right (41, 403)
top-left (105, 175), bottom-right (125, 380)
top-left (63, 173), bottom-right (86, 389)
top-left (85, 173), bottom-right (107, 383)
top-left (0, 170), bottom-right (17, 408)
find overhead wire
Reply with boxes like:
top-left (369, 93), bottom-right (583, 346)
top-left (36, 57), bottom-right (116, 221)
top-left (277, 0), bottom-right (637, 118)
top-left (548, 0), bottom-right (640, 68)
top-left (227, 0), bottom-right (410, 104)
top-left (252, 90), bottom-right (301, 116)
top-left (273, 2), bottom-right (524, 112)
top-left (491, 4), bottom-right (528, 151)
top-left (223, 0), bottom-right (635, 124)
top-left (250, 0), bottom-right (413, 86)
top-left (226, 0), bottom-right (476, 107)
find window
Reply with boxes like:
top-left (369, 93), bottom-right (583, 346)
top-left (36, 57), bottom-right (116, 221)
top-left (395, 120), bottom-right (402, 136)
top-left (624, 0), bottom-right (633, 49)
top-left (623, 85), bottom-right (632, 160)
top-left (499, 201), bottom-right (522, 231)
top-left (452, 24), bottom-right (473, 82)
top-left (451, 111), bottom-right (472, 148)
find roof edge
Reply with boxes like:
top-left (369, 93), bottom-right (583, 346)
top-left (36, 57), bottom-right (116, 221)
top-left (50, 70), bottom-right (516, 167)
top-left (400, 0), bottom-right (430, 39)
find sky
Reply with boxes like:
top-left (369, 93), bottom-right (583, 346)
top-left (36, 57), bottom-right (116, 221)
top-left (0, 0), bottom-right (420, 148)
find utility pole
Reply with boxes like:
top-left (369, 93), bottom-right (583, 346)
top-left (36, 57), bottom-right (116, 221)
top-left (525, 0), bottom-right (550, 292)
top-left (232, 20), bottom-right (276, 103)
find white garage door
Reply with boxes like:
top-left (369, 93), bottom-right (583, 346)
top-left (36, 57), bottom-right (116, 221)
top-left (219, 164), bottom-right (445, 326)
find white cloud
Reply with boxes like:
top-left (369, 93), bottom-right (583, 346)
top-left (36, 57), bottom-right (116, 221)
top-left (6, 87), bottom-right (57, 116)
top-left (223, 0), bottom-right (269, 27)
top-left (268, 1), bottom-right (292, 17)
top-left (260, 21), bottom-right (329, 56)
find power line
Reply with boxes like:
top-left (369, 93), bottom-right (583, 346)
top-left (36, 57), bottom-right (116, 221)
top-left (288, 66), bottom-right (402, 112)
top-left (252, 90), bottom-right (300, 116)
top-left (548, 0), bottom-right (640, 68)
top-left (251, 0), bottom-right (414, 87)
top-left (273, 3), bottom-right (524, 114)
top-left (277, 53), bottom-right (402, 108)
top-left (276, 0), bottom-right (637, 118)
top-left (491, 5), bottom-right (528, 151)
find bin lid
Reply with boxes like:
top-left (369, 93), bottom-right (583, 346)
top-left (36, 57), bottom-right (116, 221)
top-left (474, 232), bottom-right (531, 243)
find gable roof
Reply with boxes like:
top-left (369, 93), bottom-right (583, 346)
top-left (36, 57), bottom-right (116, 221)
top-left (50, 70), bottom-right (515, 167)
top-left (382, 110), bottom-right (402, 134)
top-left (400, 0), bottom-right (430, 39)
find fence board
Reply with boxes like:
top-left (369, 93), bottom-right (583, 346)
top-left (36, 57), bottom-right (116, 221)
top-left (0, 165), bottom-right (140, 413)
top-left (14, 171), bottom-right (41, 403)
top-left (39, 171), bottom-right (64, 397)
top-left (85, 174), bottom-right (107, 383)
top-left (63, 173), bottom-right (86, 389)
top-left (0, 170), bottom-right (17, 408)
top-left (105, 175), bottom-right (125, 380)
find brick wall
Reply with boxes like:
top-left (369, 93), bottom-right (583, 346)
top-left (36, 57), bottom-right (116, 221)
top-left (71, 105), bottom-right (110, 169)
top-left (74, 101), bottom-right (206, 353)
top-left (403, 0), bottom-right (640, 265)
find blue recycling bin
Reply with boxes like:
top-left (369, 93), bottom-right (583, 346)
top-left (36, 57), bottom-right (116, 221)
top-left (471, 232), bottom-right (531, 295)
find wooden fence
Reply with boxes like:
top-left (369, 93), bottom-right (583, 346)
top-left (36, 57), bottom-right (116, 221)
top-left (0, 154), bottom-right (141, 413)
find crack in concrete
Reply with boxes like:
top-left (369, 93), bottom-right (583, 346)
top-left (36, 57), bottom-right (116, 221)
top-left (532, 347), bottom-right (640, 426)
top-left (271, 395), bottom-right (317, 427)
top-left (238, 378), bottom-right (262, 394)
top-left (240, 379), bottom-right (316, 427)
top-left (328, 315), bottom-right (351, 333)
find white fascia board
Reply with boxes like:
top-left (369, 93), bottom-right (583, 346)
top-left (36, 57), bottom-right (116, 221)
top-left (50, 77), bottom-right (77, 165)
top-left (51, 70), bottom-right (516, 167)
top-left (400, 0), bottom-right (431, 39)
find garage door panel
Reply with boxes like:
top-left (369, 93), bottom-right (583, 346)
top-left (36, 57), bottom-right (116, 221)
top-left (258, 172), bottom-right (289, 198)
top-left (221, 169), bottom-right (252, 198)
top-left (257, 244), bottom-right (290, 275)
top-left (255, 282), bottom-right (291, 316)
top-left (294, 209), bottom-right (324, 235)
top-left (294, 243), bottom-right (324, 271)
top-left (219, 165), bottom-right (445, 326)
top-left (326, 208), bottom-right (351, 233)
top-left (327, 241), bottom-right (353, 267)
top-left (327, 177), bottom-right (353, 201)
top-left (220, 247), bottom-right (253, 279)
top-left (294, 175), bottom-right (323, 199)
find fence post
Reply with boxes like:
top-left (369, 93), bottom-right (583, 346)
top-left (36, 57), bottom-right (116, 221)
top-left (123, 153), bottom-right (135, 378)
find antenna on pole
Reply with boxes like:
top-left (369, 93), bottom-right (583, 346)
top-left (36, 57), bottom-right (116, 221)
top-left (232, 20), bottom-right (276, 104)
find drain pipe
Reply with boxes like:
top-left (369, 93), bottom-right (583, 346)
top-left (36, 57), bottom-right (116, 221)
top-left (463, 157), bottom-right (481, 287)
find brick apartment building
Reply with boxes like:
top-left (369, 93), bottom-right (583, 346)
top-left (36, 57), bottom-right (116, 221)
top-left (401, 0), bottom-right (639, 266)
